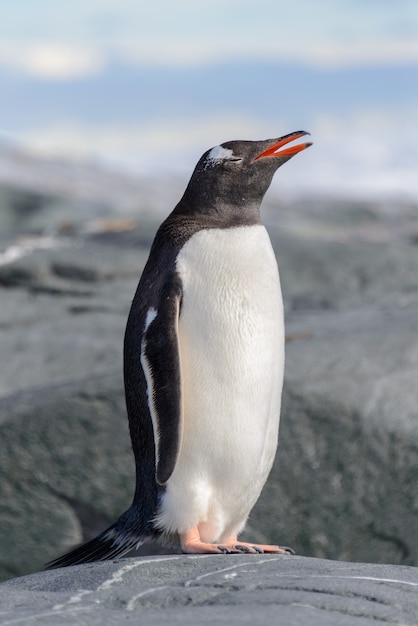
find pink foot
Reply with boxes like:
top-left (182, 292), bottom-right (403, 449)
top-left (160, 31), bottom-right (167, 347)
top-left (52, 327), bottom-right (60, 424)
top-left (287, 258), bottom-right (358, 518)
top-left (180, 528), bottom-right (232, 554)
top-left (221, 535), bottom-right (294, 554)
top-left (180, 529), bottom-right (294, 555)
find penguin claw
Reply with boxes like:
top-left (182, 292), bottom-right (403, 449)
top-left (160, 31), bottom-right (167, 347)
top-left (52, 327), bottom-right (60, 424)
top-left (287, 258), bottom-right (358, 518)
top-left (217, 545), bottom-right (231, 554)
top-left (217, 544), bottom-right (257, 554)
top-left (233, 545), bottom-right (254, 553)
top-left (234, 544), bottom-right (262, 554)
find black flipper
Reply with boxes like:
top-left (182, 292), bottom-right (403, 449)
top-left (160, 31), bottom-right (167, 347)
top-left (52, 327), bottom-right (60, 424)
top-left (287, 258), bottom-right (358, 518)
top-left (140, 281), bottom-right (183, 485)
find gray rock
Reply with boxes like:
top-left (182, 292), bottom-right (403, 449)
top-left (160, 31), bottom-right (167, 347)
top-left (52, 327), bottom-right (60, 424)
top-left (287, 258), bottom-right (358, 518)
top-left (0, 375), bottom-right (131, 579)
top-left (0, 237), bottom-right (144, 397)
top-left (247, 383), bottom-right (418, 566)
top-left (0, 555), bottom-right (417, 625)
top-left (0, 233), bottom-right (140, 580)
top-left (274, 303), bottom-right (418, 565)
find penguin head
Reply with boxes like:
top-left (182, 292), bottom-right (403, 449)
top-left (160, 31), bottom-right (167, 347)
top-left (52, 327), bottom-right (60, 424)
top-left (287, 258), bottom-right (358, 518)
top-left (176, 131), bottom-right (312, 222)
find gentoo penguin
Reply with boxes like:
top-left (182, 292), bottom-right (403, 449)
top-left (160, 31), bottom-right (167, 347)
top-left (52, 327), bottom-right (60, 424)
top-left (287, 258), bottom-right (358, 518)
top-left (47, 130), bottom-right (312, 567)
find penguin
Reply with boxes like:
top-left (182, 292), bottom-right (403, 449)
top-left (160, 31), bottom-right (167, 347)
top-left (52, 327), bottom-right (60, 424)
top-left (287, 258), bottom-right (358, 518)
top-left (47, 130), bottom-right (312, 567)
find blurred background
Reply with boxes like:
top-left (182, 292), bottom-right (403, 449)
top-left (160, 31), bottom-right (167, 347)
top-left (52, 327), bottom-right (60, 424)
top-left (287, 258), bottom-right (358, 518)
top-left (0, 0), bottom-right (417, 199)
top-left (0, 1), bottom-right (418, 580)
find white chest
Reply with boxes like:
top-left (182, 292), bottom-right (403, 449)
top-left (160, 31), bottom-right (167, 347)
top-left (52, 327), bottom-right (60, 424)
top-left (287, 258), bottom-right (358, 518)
top-left (157, 225), bottom-right (285, 541)
top-left (176, 225), bottom-right (284, 377)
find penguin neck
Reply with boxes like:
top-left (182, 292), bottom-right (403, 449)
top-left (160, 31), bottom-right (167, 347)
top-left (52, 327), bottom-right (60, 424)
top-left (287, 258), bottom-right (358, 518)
top-left (171, 194), bottom-right (263, 229)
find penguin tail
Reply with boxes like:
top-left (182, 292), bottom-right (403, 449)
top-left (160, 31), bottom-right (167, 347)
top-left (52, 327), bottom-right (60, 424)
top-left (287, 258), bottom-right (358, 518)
top-left (45, 514), bottom-right (147, 569)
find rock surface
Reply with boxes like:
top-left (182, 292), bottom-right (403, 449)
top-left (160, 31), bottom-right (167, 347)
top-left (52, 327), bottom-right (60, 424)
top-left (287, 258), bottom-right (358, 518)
top-left (1, 159), bottom-right (418, 581)
top-left (1, 555), bottom-right (417, 625)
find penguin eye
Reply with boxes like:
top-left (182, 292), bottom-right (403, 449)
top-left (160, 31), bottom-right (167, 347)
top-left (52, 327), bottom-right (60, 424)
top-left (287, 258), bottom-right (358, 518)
top-left (224, 156), bottom-right (243, 167)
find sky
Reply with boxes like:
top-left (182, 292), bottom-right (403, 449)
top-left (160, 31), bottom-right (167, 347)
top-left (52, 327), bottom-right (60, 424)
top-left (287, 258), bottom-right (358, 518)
top-left (0, 0), bottom-right (417, 200)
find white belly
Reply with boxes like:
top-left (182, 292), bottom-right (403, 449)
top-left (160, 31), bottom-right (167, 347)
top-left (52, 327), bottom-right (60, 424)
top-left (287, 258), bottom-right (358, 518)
top-left (156, 225), bottom-right (284, 542)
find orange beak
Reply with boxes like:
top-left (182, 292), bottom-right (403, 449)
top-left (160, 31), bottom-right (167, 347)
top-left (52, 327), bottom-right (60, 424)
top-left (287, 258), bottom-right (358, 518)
top-left (253, 131), bottom-right (312, 162)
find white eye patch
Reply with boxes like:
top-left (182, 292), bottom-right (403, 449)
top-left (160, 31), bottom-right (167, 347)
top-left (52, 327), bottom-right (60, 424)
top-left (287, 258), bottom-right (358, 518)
top-left (203, 145), bottom-right (240, 169)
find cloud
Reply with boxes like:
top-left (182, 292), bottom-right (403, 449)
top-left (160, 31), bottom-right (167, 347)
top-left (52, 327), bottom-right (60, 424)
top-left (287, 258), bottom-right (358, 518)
top-left (117, 37), bottom-right (418, 69)
top-left (0, 32), bottom-right (417, 83)
top-left (1, 1), bottom-right (418, 80)
top-left (0, 43), bottom-right (105, 80)
top-left (301, 39), bottom-right (418, 69)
